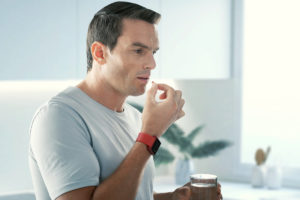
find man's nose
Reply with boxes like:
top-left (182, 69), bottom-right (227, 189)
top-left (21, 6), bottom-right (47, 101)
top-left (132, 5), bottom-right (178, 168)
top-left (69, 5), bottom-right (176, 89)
top-left (144, 54), bottom-right (156, 70)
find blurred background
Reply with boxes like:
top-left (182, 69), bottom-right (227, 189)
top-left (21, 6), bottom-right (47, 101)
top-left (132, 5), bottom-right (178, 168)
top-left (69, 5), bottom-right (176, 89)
top-left (1, 0), bottom-right (300, 199)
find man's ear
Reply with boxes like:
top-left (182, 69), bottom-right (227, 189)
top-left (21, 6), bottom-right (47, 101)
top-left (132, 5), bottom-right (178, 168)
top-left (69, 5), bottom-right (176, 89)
top-left (91, 41), bottom-right (107, 65)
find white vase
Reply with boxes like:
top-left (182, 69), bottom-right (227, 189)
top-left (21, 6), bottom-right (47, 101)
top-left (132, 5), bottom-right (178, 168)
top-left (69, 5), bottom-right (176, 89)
top-left (266, 165), bottom-right (282, 189)
top-left (251, 165), bottom-right (266, 188)
top-left (175, 159), bottom-right (195, 185)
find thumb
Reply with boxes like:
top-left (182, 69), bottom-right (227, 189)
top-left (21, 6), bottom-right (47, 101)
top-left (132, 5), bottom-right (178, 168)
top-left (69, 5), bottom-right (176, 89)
top-left (177, 186), bottom-right (191, 197)
top-left (147, 82), bottom-right (158, 101)
top-left (173, 186), bottom-right (191, 200)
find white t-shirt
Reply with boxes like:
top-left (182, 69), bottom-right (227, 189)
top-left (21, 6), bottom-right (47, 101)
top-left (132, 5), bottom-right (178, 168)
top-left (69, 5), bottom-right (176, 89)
top-left (29, 86), bottom-right (155, 200)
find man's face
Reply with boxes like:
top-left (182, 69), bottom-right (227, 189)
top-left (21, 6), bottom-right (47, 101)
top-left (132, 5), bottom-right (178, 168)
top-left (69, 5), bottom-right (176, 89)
top-left (103, 19), bottom-right (159, 96)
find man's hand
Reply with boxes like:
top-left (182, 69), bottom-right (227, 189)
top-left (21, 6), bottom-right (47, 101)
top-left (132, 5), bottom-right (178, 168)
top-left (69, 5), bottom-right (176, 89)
top-left (171, 186), bottom-right (191, 200)
top-left (217, 183), bottom-right (222, 200)
top-left (141, 82), bottom-right (185, 137)
top-left (170, 183), bottom-right (223, 200)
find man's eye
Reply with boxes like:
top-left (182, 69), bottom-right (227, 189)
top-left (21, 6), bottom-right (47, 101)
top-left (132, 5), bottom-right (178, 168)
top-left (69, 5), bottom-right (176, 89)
top-left (134, 49), bottom-right (144, 54)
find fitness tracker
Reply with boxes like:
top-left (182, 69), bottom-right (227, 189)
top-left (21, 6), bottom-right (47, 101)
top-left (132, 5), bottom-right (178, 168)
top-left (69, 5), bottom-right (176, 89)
top-left (136, 132), bottom-right (161, 155)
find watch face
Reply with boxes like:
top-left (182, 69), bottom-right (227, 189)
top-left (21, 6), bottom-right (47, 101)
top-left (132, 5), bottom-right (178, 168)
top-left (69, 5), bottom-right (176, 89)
top-left (152, 139), bottom-right (161, 154)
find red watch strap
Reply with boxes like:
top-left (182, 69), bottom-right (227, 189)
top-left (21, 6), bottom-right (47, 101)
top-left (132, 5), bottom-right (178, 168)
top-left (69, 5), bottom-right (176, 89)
top-left (136, 132), bottom-right (157, 154)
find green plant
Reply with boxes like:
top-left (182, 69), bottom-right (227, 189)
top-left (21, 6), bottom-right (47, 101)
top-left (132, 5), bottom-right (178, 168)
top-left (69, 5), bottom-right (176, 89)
top-left (130, 102), bottom-right (232, 167)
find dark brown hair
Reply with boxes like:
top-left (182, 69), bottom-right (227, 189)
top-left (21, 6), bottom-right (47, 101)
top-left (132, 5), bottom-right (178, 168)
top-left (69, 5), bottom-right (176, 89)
top-left (86, 1), bottom-right (161, 72)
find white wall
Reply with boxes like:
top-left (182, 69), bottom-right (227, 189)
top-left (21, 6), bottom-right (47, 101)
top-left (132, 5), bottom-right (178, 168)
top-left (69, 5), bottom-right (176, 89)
top-left (0, 79), bottom-right (238, 193)
top-left (0, 0), bottom-right (230, 80)
top-left (171, 80), bottom-right (237, 178)
top-left (0, 81), bottom-right (80, 193)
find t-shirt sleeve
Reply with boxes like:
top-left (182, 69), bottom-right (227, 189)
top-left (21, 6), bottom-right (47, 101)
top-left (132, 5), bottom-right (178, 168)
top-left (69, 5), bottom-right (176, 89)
top-left (30, 102), bottom-right (100, 200)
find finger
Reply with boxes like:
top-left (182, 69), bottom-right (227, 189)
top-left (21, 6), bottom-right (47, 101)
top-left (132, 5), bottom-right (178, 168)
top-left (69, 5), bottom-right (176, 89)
top-left (176, 186), bottom-right (191, 198)
top-left (176, 110), bottom-right (185, 120)
top-left (183, 182), bottom-right (191, 187)
top-left (174, 90), bottom-right (182, 110)
top-left (217, 193), bottom-right (223, 200)
top-left (174, 90), bottom-right (182, 100)
top-left (147, 82), bottom-right (158, 101)
top-left (217, 183), bottom-right (221, 193)
top-left (157, 83), bottom-right (172, 90)
top-left (175, 99), bottom-right (185, 120)
top-left (217, 183), bottom-right (222, 200)
top-left (177, 99), bottom-right (185, 111)
top-left (156, 83), bottom-right (175, 100)
top-left (159, 92), bottom-right (167, 100)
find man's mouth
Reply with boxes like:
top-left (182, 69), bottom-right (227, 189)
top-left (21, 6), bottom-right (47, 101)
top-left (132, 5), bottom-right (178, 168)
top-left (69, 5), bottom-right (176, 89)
top-left (137, 77), bottom-right (149, 80)
top-left (137, 75), bottom-right (150, 83)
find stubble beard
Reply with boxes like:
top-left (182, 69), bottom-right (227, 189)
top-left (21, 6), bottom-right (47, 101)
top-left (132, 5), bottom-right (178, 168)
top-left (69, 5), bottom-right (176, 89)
top-left (129, 83), bottom-right (146, 97)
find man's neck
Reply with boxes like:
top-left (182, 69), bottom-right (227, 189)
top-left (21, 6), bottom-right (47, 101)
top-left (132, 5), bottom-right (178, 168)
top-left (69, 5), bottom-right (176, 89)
top-left (77, 72), bottom-right (127, 113)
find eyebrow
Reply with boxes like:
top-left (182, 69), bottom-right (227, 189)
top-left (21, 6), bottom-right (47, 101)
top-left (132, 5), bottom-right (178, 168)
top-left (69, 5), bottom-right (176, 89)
top-left (132, 42), bottom-right (159, 52)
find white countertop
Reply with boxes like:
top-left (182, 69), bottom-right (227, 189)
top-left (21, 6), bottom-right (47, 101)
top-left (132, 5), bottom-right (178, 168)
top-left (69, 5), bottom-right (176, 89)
top-left (153, 176), bottom-right (300, 200)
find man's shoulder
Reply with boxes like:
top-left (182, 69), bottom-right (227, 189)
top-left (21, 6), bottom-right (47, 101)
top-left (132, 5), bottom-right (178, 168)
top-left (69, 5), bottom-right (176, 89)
top-left (31, 101), bottom-right (79, 131)
top-left (31, 87), bottom-right (84, 126)
top-left (29, 88), bottom-right (91, 144)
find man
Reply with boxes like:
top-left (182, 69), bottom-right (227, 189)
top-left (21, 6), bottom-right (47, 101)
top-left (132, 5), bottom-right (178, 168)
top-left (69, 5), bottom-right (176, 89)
top-left (29, 2), bottom-right (222, 200)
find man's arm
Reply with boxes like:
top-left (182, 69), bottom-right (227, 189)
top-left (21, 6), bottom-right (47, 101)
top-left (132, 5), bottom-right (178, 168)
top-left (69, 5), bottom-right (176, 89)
top-left (57, 82), bottom-right (185, 200)
top-left (58, 142), bottom-right (151, 200)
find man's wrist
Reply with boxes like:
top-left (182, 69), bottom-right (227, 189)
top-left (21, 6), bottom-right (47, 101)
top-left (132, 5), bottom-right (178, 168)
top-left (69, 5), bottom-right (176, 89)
top-left (140, 127), bottom-right (159, 137)
top-left (136, 132), bottom-right (161, 155)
